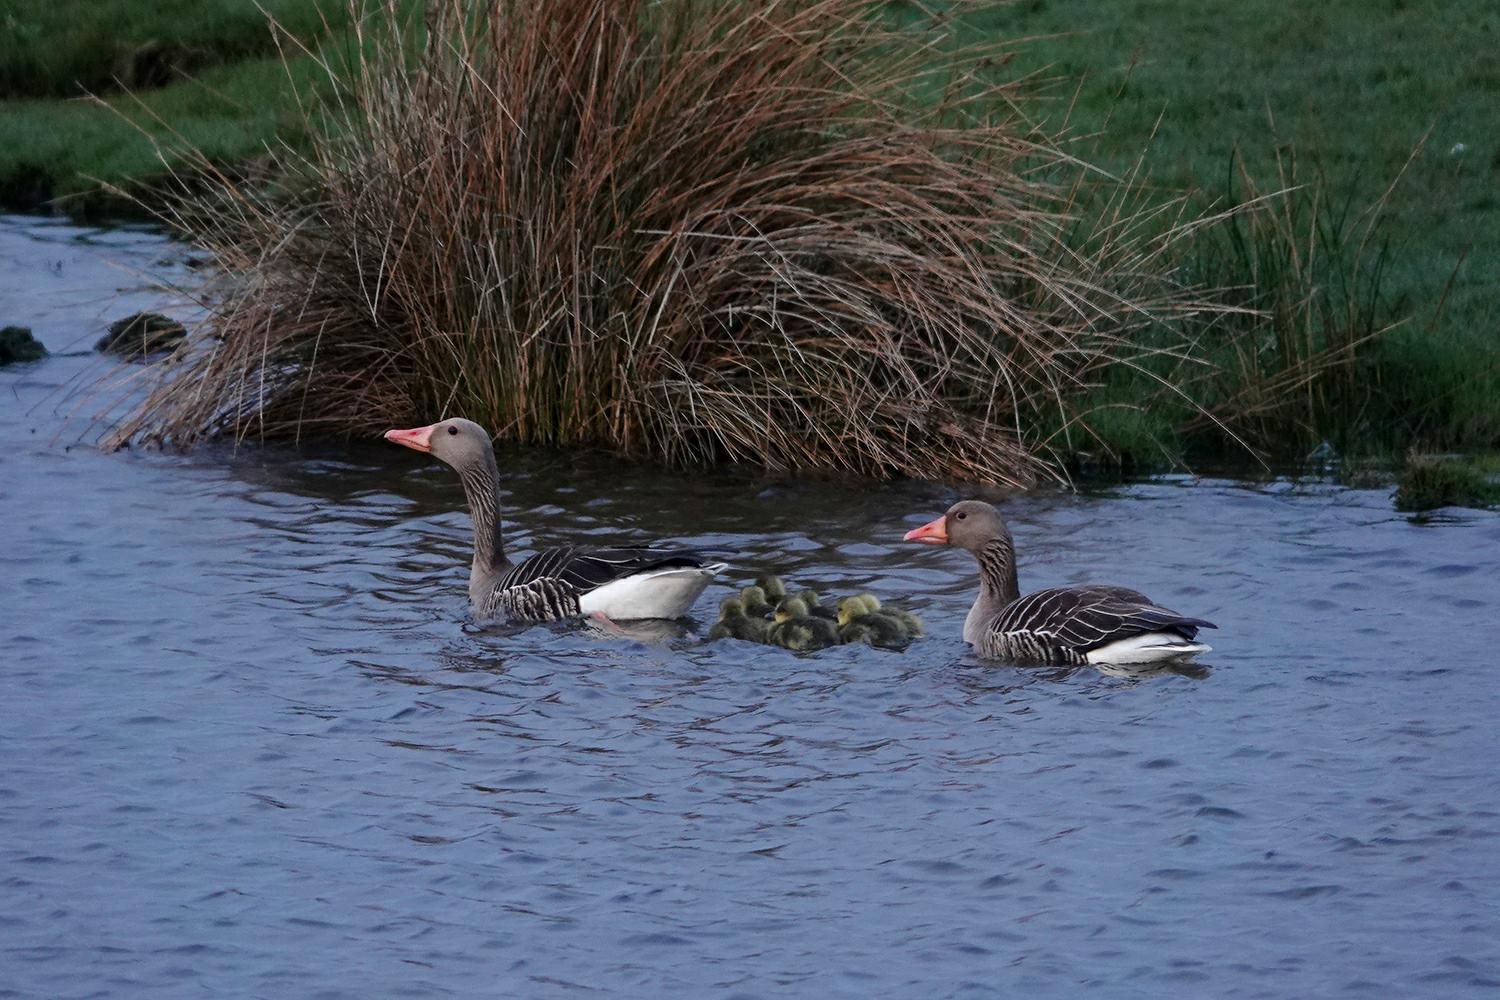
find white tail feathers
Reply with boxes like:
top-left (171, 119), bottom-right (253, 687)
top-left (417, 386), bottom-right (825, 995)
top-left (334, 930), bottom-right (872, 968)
top-left (1085, 632), bottom-right (1212, 665)
top-left (578, 563), bottom-right (725, 620)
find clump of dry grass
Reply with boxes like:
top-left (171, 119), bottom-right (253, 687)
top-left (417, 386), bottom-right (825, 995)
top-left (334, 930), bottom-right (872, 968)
top-left (103, 0), bottom-right (1224, 486)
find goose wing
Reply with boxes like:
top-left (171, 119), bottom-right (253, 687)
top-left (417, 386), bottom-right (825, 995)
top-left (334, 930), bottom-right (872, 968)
top-left (498, 546), bottom-right (715, 596)
top-left (993, 585), bottom-right (1217, 654)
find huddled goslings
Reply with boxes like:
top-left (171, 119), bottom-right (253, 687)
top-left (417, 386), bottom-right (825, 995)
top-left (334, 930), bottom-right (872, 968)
top-left (709, 577), bottom-right (923, 652)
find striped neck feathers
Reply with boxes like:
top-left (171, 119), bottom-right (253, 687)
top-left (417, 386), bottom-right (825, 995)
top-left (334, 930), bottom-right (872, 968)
top-left (456, 448), bottom-right (507, 593)
top-left (965, 535), bottom-right (1020, 644)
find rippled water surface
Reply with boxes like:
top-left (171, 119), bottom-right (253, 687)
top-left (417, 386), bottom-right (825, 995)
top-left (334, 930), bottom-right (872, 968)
top-left (3, 216), bottom-right (1499, 998)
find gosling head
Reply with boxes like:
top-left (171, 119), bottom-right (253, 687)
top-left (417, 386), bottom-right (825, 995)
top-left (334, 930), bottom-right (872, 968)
top-left (757, 574), bottom-right (788, 601)
top-left (718, 596), bottom-right (746, 619)
top-left (773, 597), bottom-right (810, 623)
top-left (741, 585), bottom-right (771, 613)
top-left (836, 595), bottom-right (872, 627)
top-left (385, 417), bottom-right (494, 471)
top-left (902, 499), bottom-right (1010, 554)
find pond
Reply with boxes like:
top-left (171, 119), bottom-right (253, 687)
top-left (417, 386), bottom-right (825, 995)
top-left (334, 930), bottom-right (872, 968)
top-left (2, 215), bottom-right (1498, 998)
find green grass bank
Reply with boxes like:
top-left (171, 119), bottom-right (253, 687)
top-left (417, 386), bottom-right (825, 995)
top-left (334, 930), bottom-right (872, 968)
top-left (969, 0), bottom-right (1499, 464)
top-left (0, 0), bottom-right (359, 208)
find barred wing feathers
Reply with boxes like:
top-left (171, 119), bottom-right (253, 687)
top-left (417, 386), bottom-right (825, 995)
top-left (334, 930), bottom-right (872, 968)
top-left (498, 546), bottom-right (713, 594)
top-left (991, 585), bottom-right (1217, 656)
top-left (487, 546), bottom-right (721, 621)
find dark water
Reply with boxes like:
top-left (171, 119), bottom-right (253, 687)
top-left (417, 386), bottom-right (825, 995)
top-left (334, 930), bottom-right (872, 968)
top-left (3, 215), bottom-right (1499, 998)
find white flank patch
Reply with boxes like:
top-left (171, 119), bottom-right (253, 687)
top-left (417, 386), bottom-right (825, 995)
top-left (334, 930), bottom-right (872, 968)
top-left (1085, 632), bottom-right (1212, 665)
top-left (578, 563), bottom-right (727, 621)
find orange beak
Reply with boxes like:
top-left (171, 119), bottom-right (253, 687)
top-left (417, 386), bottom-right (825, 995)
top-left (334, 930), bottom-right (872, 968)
top-left (384, 424), bottom-right (437, 453)
top-left (902, 515), bottom-right (948, 545)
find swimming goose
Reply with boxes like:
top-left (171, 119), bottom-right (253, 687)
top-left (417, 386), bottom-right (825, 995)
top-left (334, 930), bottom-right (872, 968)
top-left (903, 500), bottom-right (1215, 665)
top-left (836, 595), bottom-right (877, 628)
top-left (385, 418), bottom-right (725, 622)
top-left (839, 614), bottom-right (908, 647)
top-left (757, 575), bottom-right (789, 603)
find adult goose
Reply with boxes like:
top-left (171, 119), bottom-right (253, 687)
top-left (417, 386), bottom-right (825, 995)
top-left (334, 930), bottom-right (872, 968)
top-left (903, 500), bottom-right (1215, 665)
top-left (385, 418), bottom-right (725, 622)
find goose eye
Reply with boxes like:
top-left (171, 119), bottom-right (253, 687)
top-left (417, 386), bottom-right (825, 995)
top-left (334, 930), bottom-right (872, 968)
top-left (955, 511), bottom-right (967, 521)
top-left (447, 426), bottom-right (459, 436)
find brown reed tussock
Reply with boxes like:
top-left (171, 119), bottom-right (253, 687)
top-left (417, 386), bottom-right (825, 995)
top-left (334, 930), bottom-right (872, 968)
top-left (103, 0), bottom-right (1225, 486)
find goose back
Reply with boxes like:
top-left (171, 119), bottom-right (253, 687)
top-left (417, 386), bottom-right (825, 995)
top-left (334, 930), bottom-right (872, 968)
top-left (980, 585), bottom-right (1216, 665)
top-left (479, 546), bottom-right (719, 621)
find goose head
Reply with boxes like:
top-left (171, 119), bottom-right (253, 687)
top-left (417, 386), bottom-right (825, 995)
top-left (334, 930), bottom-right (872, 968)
top-left (836, 595), bottom-right (876, 627)
top-left (385, 417), bottom-right (493, 470)
top-left (902, 499), bottom-right (1009, 553)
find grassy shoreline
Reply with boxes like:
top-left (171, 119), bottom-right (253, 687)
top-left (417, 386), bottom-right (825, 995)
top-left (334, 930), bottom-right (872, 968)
top-left (2, 0), bottom-right (1495, 482)
top-left (0, 0), bottom-right (362, 212)
top-left (978, 0), bottom-right (1498, 463)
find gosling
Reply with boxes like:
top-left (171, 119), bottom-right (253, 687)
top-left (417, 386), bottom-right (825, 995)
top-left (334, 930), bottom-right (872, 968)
top-left (709, 597), bottom-right (769, 642)
top-left (770, 597), bottom-right (839, 650)
top-left (794, 589), bottom-right (838, 622)
top-left (861, 594), bottom-right (923, 637)
top-left (836, 595), bottom-right (910, 647)
top-left (756, 574), bottom-right (789, 603)
top-left (740, 585), bottom-right (775, 619)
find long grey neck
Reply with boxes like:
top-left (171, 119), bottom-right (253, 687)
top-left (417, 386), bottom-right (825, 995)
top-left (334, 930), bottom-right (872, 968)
top-left (964, 534), bottom-right (1020, 643)
top-left (455, 448), bottom-right (508, 598)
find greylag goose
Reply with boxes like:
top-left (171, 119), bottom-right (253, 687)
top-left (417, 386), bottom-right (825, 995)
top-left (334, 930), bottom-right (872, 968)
top-left (835, 595), bottom-right (875, 628)
top-left (385, 418), bottom-right (725, 621)
top-left (903, 500), bottom-right (1215, 665)
top-left (740, 585), bottom-right (775, 618)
